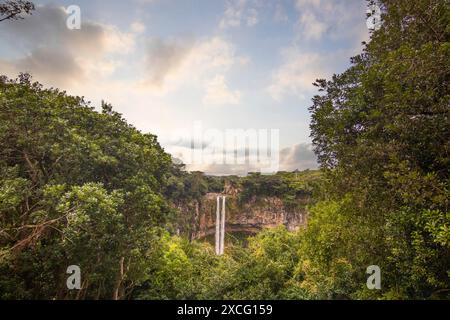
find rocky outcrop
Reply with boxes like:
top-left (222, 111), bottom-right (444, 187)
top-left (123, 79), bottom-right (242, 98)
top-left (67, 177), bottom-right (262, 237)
top-left (175, 190), bottom-right (308, 240)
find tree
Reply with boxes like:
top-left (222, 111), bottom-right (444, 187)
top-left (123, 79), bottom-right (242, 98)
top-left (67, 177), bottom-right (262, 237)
top-left (0, 74), bottom-right (174, 299)
top-left (0, 0), bottom-right (35, 22)
top-left (308, 0), bottom-right (449, 298)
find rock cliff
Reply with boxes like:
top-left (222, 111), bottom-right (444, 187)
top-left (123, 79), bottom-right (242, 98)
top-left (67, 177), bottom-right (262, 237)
top-left (175, 190), bottom-right (308, 240)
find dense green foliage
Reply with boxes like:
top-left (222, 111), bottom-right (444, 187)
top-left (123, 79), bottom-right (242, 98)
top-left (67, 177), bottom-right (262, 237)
top-left (307, 0), bottom-right (449, 299)
top-left (239, 171), bottom-right (322, 209)
top-left (0, 74), bottom-right (175, 299)
top-left (131, 226), bottom-right (303, 300)
top-left (165, 168), bottom-right (225, 202)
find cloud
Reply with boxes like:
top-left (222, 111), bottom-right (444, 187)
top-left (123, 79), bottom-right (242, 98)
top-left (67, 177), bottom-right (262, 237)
top-left (130, 21), bottom-right (146, 33)
top-left (142, 36), bottom-right (243, 104)
top-left (279, 143), bottom-right (318, 171)
top-left (274, 3), bottom-right (289, 23)
top-left (246, 8), bottom-right (259, 26)
top-left (297, 11), bottom-right (327, 40)
top-left (268, 48), bottom-right (325, 101)
top-left (165, 130), bottom-right (317, 175)
top-left (133, 0), bottom-right (157, 4)
top-left (268, 0), bottom-right (369, 101)
top-left (0, 4), bottom-right (135, 86)
top-left (294, 0), bottom-right (331, 41)
top-left (15, 47), bottom-right (82, 85)
top-left (168, 139), bottom-right (210, 150)
top-left (178, 142), bottom-right (318, 175)
top-left (144, 37), bottom-right (195, 87)
top-left (203, 74), bottom-right (241, 106)
top-left (295, 0), bottom-right (325, 10)
top-left (220, 0), bottom-right (260, 29)
top-left (293, 0), bottom-right (368, 42)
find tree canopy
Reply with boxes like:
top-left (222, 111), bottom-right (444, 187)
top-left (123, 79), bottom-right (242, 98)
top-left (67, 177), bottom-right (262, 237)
top-left (0, 74), bottom-right (174, 299)
top-left (0, 0), bottom-right (34, 22)
top-left (308, 0), bottom-right (449, 299)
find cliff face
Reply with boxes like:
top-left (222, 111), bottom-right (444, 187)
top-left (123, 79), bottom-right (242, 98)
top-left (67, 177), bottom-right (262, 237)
top-left (175, 190), bottom-right (308, 240)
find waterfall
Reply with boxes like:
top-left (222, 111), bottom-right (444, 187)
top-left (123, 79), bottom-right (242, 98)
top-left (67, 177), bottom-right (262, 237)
top-left (215, 196), bottom-right (220, 255)
top-left (220, 196), bottom-right (226, 255)
top-left (215, 195), bottom-right (226, 255)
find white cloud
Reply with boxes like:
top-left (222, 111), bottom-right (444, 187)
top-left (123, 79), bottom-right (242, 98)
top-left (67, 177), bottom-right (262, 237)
top-left (293, 0), bottom-right (368, 42)
top-left (169, 142), bottom-right (318, 175)
top-left (268, 0), bottom-right (369, 101)
top-left (295, 0), bottom-right (323, 9)
top-left (268, 48), bottom-right (325, 101)
top-left (143, 37), bottom-right (195, 88)
top-left (220, 0), bottom-right (260, 29)
top-left (142, 36), bottom-right (243, 104)
top-left (130, 21), bottom-right (146, 33)
top-left (274, 3), bottom-right (288, 23)
top-left (246, 8), bottom-right (259, 26)
top-left (294, 0), bottom-right (331, 41)
top-left (143, 36), bottom-right (237, 89)
top-left (134, 0), bottom-right (156, 4)
top-left (203, 74), bottom-right (241, 106)
top-left (279, 143), bottom-right (318, 171)
top-left (297, 11), bottom-right (327, 40)
top-left (0, 4), bottom-right (136, 87)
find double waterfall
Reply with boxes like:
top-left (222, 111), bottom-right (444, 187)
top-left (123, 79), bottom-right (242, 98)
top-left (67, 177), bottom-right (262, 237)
top-left (215, 196), bottom-right (226, 255)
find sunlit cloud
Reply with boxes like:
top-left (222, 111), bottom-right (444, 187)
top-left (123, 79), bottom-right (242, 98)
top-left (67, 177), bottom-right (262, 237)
top-left (140, 36), bottom-right (244, 104)
top-left (0, 4), bottom-right (136, 87)
top-left (268, 49), bottom-right (324, 101)
top-left (203, 74), bottom-right (241, 106)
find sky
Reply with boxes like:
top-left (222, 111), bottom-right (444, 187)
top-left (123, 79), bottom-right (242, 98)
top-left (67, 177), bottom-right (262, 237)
top-left (0, 0), bottom-right (371, 175)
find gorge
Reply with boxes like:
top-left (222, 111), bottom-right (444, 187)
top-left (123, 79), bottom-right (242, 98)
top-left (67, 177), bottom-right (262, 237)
top-left (172, 175), bottom-right (313, 244)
